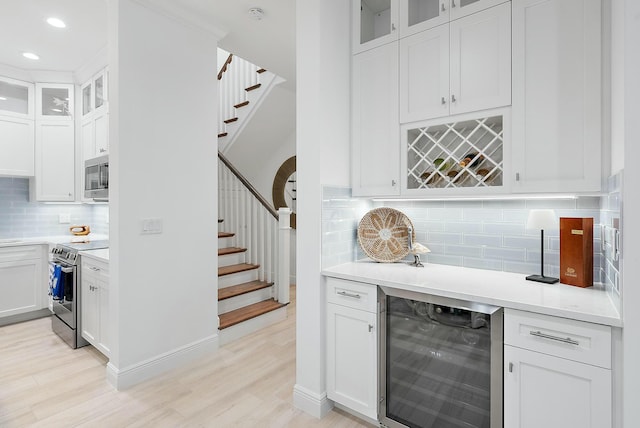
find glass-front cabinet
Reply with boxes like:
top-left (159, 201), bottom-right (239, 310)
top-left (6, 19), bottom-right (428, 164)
top-left (82, 68), bottom-right (108, 119)
top-left (402, 108), bottom-right (509, 196)
top-left (36, 83), bottom-right (74, 121)
top-left (353, 0), bottom-right (398, 54)
top-left (0, 77), bottom-right (33, 118)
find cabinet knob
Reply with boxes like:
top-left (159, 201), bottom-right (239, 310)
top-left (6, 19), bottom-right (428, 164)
top-left (509, 362), bottom-right (513, 373)
top-left (391, 23), bottom-right (396, 31)
top-left (451, 94), bottom-right (457, 103)
top-left (368, 324), bottom-right (374, 332)
top-left (391, 179), bottom-right (397, 186)
top-left (441, 97), bottom-right (446, 105)
top-left (452, 0), bottom-right (457, 7)
top-left (441, 3), bottom-right (446, 12)
top-left (516, 172), bottom-right (520, 181)
top-left (99, 148), bottom-right (106, 153)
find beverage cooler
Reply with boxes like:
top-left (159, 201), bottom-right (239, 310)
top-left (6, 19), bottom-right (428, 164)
top-left (378, 287), bottom-right (503, 428)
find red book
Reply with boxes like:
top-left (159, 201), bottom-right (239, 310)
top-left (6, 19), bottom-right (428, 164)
top-left (560, 217), bottom-right (594, 287)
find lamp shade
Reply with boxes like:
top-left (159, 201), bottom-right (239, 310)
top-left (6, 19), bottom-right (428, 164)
top-left (526, 209), bottom-right (557, 230)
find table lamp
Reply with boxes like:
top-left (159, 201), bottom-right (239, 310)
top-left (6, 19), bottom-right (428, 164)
top-left (526, 209), bottom-right (559, 284)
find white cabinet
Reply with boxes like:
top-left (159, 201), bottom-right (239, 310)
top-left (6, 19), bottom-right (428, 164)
top-left (353, 0), bottom-right (399, 54)
top-left (399, 2), bottom-right (511, 122)
top-left (0, 77), bottom-right (34, 177)
top-left (33, 83), bottom-right (75, 201)
top-left (504, 309), bottom-right (612, 428)
top-left (81, 257), bottom-right (110, 357)
top-left (326, 278), bottom-right (378, 420)
top-left (352, 42), bottom-right (400, 197)
top-left (81, 68), bottom-right (109, 161)
top-left (511, 0), bottom-right (602, 193)
top-left (0, 245), bottom-right (47, 318)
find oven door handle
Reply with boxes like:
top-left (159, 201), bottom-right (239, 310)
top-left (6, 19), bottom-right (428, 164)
top-left (60, 266), bottom-right (74, 273)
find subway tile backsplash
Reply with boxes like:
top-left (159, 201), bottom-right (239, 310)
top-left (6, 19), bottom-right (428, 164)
top-left (0, 177), bottom-right (109, 238)
top-left (322, 186), bottom-right (615, 292)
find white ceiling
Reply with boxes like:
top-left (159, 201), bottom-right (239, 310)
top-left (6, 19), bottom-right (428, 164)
top-left (0, 0), bottom-right (295, 87)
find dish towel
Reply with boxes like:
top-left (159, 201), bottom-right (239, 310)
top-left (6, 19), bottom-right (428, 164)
top-left (50, 264), bottom-right (64, 301)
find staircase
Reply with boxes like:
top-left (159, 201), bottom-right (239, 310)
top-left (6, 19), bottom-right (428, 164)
top-left (217, 50), bottom-right (284, 154)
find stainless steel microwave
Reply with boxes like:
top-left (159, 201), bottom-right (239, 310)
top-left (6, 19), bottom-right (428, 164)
top-left (84, 155), bottom-right (109, 200)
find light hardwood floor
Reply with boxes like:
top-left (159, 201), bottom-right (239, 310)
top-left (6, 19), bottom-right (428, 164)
top-left (0, 287), bottom-right (375, 427)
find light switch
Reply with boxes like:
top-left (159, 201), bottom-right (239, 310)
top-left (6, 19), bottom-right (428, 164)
top-left (141, 218), bottom-right (163, 234)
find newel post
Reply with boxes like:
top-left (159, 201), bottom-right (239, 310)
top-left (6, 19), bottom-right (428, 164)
top-left (278, 208), bottom-right (291, 304)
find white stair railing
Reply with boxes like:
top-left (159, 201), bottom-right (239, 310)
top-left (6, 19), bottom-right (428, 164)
top-left (218, 52), bottom-right (260, 135)
top-left (218, 152), bottom-right (290, 304)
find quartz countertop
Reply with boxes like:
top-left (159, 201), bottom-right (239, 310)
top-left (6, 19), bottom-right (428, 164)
top-left (322, 261), bottom-right (622, 327)
top-left (79, 248), bottom-right (109, 262)
top-left (0, 234), bottom-right (109, 248)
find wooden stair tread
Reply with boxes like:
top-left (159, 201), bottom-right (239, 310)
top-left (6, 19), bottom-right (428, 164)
top-left (218, 263), bottom-right (259, 277)
top-left (219, 299), bottom-right (288, 329)
top-left (218, 280), bottom-right (273, 301)
top-left (217, 132), bottom-right (228, 138)
top-left (218, 247), bottom-right (247, 256)
top-left (245, 83), bottom-right (262, 92)
top-left (234, 101), bottom-right (249, 108)
top-left (218, 219), bottom-right (224, 223)
top-left (218, 232), bottom-right (234, 238)
top-left (256, 68), bottom-right (267, 74)
top-left (224, 117), bottom-right (238, 124)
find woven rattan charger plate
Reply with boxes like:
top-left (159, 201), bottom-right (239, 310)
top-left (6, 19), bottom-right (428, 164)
top-left (357, 207), bottom-right (415, 263)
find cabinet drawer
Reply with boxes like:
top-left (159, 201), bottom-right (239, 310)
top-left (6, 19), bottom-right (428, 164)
top-left (326, 277), bottom-right (377, 313)
top-left (81, 259), bottom-right (109, 284)
top-left (0, 245), bottom-right (42, 262)
top-left (504, 308), bottom-right (611, 369)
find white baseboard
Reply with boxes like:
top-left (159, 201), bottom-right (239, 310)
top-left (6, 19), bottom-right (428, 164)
top-left (106, 334), bottom-right (219, 390)
top-left (293, 384), bottom-right (333, 419)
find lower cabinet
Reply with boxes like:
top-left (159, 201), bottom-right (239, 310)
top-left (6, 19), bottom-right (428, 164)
top-left (0, 245), bottom-right (47, 319)
top-left (503, 309), bottom-right (612, 428)
top-left (326, 277), bottom-right (378, 420)
top-left (81, 257), bottom-right (110, 357)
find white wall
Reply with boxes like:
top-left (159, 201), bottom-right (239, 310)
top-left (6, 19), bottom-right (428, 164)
top-left (107, 0), bottom-right (219, 387)
top-left (295, 0), bottom-right (351, 417)
top-left (621, 1), bottom-right (640, 426)
top-left (610, 0), bottom-right (625, 174)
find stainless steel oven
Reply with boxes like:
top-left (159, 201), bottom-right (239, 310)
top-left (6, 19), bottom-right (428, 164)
top-left (50, 240), bottom-right (108, 348)
top-left (379, 287), bottom-right (503, 428)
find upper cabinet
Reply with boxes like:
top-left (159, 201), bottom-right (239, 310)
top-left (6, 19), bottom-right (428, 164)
top-left (399, 2), bottom-right (511, 122)
top-left (0, 77), bottom-right (35, 177)
top-left (399, 0), bottom-right (509, 37)
top-left (353, 0), bottom-right (399, 54)
top-left (36, 83), bottom-right (74, 121)
top-left (511, 0), bottom-right (602, 193)
top-left (81, 68), bottom-right (109, 161)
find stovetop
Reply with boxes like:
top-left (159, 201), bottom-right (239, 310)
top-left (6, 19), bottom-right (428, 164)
top-left (52, 240), bottom-right (109, 264)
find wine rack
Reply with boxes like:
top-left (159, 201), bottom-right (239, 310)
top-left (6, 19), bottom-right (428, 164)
top-left (406, 114), bottom-right (504, 190)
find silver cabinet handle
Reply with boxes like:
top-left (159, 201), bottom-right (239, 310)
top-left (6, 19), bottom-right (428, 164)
top-left (441, 96), bottom-right (446, 105)
top-left (441, 3), bottom-right (446, 12)
top-left (337, 290), bottom-right (361, 299)
top-left (89, 266), bottom-right (100, 271)
top-left (391, 23), bottom-right (396, 31)
top-left (451, 94), bottom-right (457, 103)
top-left (508, 362), bottom-right (514, 373)
top-left (530, 330), bottom-right (579, 346)
top-left (99, 148), bottom-right (106, 153)
top-left (368, 324), bottom-right (374, 332)
top-left (452, 0), bottom-right (456, 7)
top-left (391, 179), bottom-right (397, 186)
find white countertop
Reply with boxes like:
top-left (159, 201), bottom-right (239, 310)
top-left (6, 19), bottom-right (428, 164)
top-left (80, 248), bottom-right (109, 262)
top-left (0, 233), bottom-right (109, 248)
top-left (322, 261), bottom-right (622, 327)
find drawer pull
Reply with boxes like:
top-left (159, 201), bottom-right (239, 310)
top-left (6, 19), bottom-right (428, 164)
top-left (337, 290), bottom-right (361, 299)
top-left (530, 330), bottom-right (579, 346)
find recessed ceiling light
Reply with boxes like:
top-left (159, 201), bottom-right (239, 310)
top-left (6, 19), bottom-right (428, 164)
top-left (47, 17), bottom-right (66, 28)
top-left (23, 52), bottom-right (40, 60)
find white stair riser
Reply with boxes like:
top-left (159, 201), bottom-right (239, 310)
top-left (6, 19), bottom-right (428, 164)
top-left (219, 306), bottom-right (287, 346)
top-left (218, 251), bottom-right (246, 267)
top-left (218, 287), bottom-right (274, 315)
top-left (218, 236), bottom-right (235, 249)
top-left (218, 269), bottom-right (258, 288)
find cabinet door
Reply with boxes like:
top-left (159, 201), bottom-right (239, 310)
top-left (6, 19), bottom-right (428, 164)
top-left (504, 345), bottom-right (611, 428)
top-left (449, 0), bottom-right (510, 20)
top-left (399, 0), bottom-right (449, 37)
top-left (327, 303), bottom-right (377, 420)
top-left (352, 43), bottom-right (400, 196)
top-left (93, 71), bottom-right (108, 114)
top-left (399, 24), bottom-right (449, 122)
top-left (0, 258), bottom-right (42, 318)
top-left (35, 84), bottom-right (74, 121)
top-left (353, 0), bottom-right (399, 54)
top-left (512, 0), bottom-right (601, 192)
top-left (81, 273), bottom-right (99, 344)
top-left (34, 122), bottom-right (75, 201)
top-left (0, 77), bottom-right (34, 119)
top-left (82, 119), bottom-right (96, 161)
top-left (0, 117), bottom-right (34, 176)
top-left (97, 279), bottom-right (110, 357)
top-left (449, 1), bottom-right (511, 116)
top-left (94, 114), bottom-right (109, 156)
top-left (81, 81), bottom-right (93, 118)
